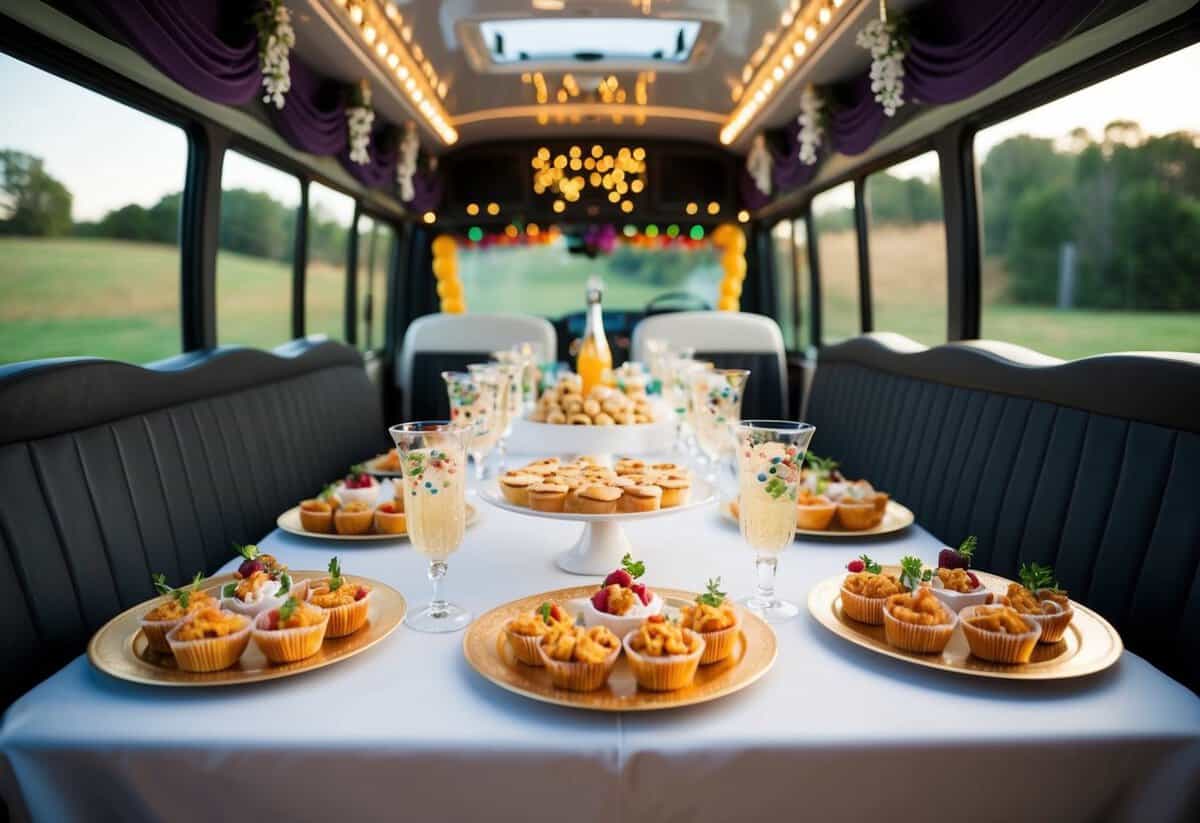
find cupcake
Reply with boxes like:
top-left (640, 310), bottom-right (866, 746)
top-left (1005, 562), bottom-right (1074, 643)
top-left (882, 588), bottom-right (958, 654)
top-left (679, 578), bottom-right (739, 664)
top-left (795, 490), bottom-right (836, 531)
top-left (528, 482), bottom-right (568, 512)
top-left (618, 484), bottom-right (663, 513)
top-left (336, 465), bottom-right (379, 508)
top-left (166, 607), bottom-right (251, 672)
top-left (537, 624), bottom-right (621, 691)
top-left (305, 556), bottom-right (371, 637)
top-left (583, 554), bottom-right (663, 637)
top-left (656, 476), bottom-right (691, 508)
top-left (374, 500), bottom-right (407, 535)
top-left (334, 501), bottom-right (374, 534)
top-left (577, 484), bottom-right (622, 514)
top-left (960, 604), bottom-right (1042, 663)
top-left (141, 572), bottom-right (216, 653)
top-left (298, 498), bottom-right (335, 533)
top-left (840, 556), bottom-right (904, 625)
top-left (504, 600), bottom-right (572, 666)
top-left (623, 616), bottom-right (705, 691)
top-left (253, 597), bottom-right (329, 663)
top-left (499, 472), bottom-right (539, 507)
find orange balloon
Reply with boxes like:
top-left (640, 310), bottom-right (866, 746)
top-left (441, 298), bottom-right (466, 314)
top-left (432, 235), bottom-right (457, 257)
top-left (717, 295), bottom-right (740, 312)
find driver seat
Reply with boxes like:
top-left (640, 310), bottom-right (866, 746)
top-left (631, 311), bottom-right (788, 419)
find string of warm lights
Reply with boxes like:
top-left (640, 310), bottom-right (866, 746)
top-left (332, 0), bottom-right (457, 145)
top-left (521, 72), bottom-right (656, 126)
top-left (720, 0), bottom-right (848, 145)
top-left (529, 144), bottom-right (648, 214)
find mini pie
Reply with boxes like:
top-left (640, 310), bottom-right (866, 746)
top-left (334, 501), bottom-right (374, 535)
top-left (680, 600), bottom-right (739, 665)
top-left (299, 499), bottom-right (335, 534)
top-left (528, 482), bottom-right (569, 512)
top-left (141, 588), bottom-right (217, 654)
top-left (835, 499), bottom-right (882, 531)
top-left (618, 484), bottom-right (662, 513)
top-left (577, 484), bottom-right (622, 514)
top-left (374, 501), bottom-right (407, 535)
top-left (795, 491), bottom-right (837, 531)
top-left (499, 472), bottom-right (539, 507)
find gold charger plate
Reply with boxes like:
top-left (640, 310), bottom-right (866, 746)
top-left (88, 571), bottom-right (406, 687)
top-left (724, 499), bottom-right (914, 538)
top-left (807, 570), bottom-right (1123, 680)
top-left (463, 586), bottom-right (777, 711)
top-left (276, 502), bottom-right (478, 541)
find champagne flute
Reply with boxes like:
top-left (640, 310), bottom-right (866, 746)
top-left (689, 367), bottom-right (750, 485)
top-left (389, 421), bottom-right (472, 633)
top-left (468, 361), bottom-right (519, 471)
top-left (662, 350), bottom-right (698, 456)
top-left (442, 371), bottom-right (502, 480)
top-left (734, 420), bottom-right (815, 623)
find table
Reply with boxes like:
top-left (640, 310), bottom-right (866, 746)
top-left (3, 470), bottom-right (1199, 822)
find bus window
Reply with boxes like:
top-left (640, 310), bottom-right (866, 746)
top-left (356, 215), bottom-right (395, 351)
top-left (0, 52), bottom-right (187, 365)
top-left (306, 182), bottom-right (353, 342)
top-left (771, 218), bottom-right (807, 349)
top-left (216, 151), bottom-right (299, 347)
top-left (866, 152), bottom-right (946, 346)
top-left (976, 44), bottom-right (1200, 358)
top-left (812, 182), bottom-right (858, 343)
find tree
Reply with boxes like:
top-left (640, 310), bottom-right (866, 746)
top-left (0, 149), bottom-right (72, 236)
top-left (980, 136), bottom-right (1073, 255)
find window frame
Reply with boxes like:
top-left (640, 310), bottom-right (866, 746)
top-left (354, 207), bottom-right (402, 356)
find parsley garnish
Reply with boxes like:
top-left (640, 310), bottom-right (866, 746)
top-left (621, 553), bottom-right (645, 580)
top-left (277, 571), bottom-right (292, 596)
top-left (957, 536), bottom-right (977, 562)
top-left (222, 582), bottom-right (237, 598)
top-left (327, 556), bottom-right (343, 591)
top-left (859, 554), bottom-right (882, 574)
top-left (806, 453), bottom-right (840, 476)
top-left (236, 544), bottom-right (260, 561)
top-left (538, 602), bottom-right (553, 624)
top-left (899, 556), bottom-right (932, 591)
top-left (1019, 561), bottom-right (1059, 593)
top-left (278, 596), bottom-right (298, 623)
top-left (697, 578), bottom-right (726, 608)
top-left (152, 571), bottom-right (204, 608)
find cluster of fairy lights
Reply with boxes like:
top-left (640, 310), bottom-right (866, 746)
top-left (531, 145), bottom-right (648, 214)
top-left (521, 72), bottom-right (655, 126)
top-left (334, 0), bottom-right (457, 144)
top-left (721, 0), bottom-right (847, 145)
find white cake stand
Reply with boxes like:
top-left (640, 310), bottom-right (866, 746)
top-left (478, 479), bottom-right (716, 575)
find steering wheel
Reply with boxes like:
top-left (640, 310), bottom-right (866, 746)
top-left (642, 291), bottom-right (712, 316)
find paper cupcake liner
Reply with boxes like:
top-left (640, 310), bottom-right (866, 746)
top-left (882, 606), bottom-right (957, 654)
top-left (622, 630), bottom-right (705, 691)
top-left (253, 610), bottom-right (329, 663)
top-left (796, 505), bottom-right (836, 531)
top-left (299, 510), bottom-right (334, 533)
top-left (1025, 604), bottom-right (1073, 644)
top-left (504, 623), bottom-right (546, 666)
top-left (959, 606), bottom-right (1042, 663)
top-left (840, 587), bottom-right (888, 625)
top-left (140, 617), bottom-right (185, 654)
top-left (537, 642), bottom-right (619, 691)
top-left (836, 503), bottom-right (880, 531)
top-left (696, 619), bottom-right (739, 665)
top-left (166, 619), bottom-right (252, 672)
top-left (334, 511), bottom-right (374, 535)
top-left (306, 582), bottom-right (371, 638)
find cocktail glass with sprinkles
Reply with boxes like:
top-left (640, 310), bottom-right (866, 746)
top-left (735, 420), bottom-right (815, 623)
top-left (442, 370), bottom-right (502, 480)
top-left (689, 367), bottom-right (750, 484)
top-left (389, 421), bottom-right (472, 633)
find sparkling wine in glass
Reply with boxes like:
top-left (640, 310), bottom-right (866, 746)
top-left (389, 421), bottom-right (472, 633)
top-left (468, 361), bottom-right (519, 471)
top-left (690, 367), bottom-right (750, 484)
top-left (442, 370), bottom-right (502, 480)
top-left (735, 420), bottom-right (815, 623)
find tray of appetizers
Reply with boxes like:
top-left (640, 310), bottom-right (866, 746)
top-left (724, 498), bottom-right (914, 537)
top-left (807, 547), bottom-right (1122, 680)
top-left (89, 554), bottom-right (405, 687)
top-left (463, 563), bottom-right (776, 711)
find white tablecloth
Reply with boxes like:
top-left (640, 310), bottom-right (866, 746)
top-left (3, 470), bottom-right (1199, 822)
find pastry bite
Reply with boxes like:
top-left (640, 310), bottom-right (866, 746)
top-left (1004, 562), bottom-right (1073, 643)
top-left (334, 500), bottom-right (375, 534)
top-left (373, 500), bottom-right (407, 535)
top-left (537, 623), bottom-right (621, 691)
top-left (221, 546), bottom-right (299, 616)
top-left (166, 607), bottom-right (251, 672)
top-left (656, 476), bottom-right (691, 508)
top-left (141, 572), bottom-right (216, 653)
top-left (840, 556), bottom-right (903, 625)
top-left (883, 588), bottom-right (958, 654)
top-left (577, 484), bottom-right (622, 514)
top-left (960, 604), bottom-right (1042, 663)
top-left (253, 596), bottom-right (329, 663)
top-left (623, 615), bottom-right (705, 691)
top-left (615, 458), bottom-right (646, 475)
top-left (528, 482), bottom-right (569, 512)
top-left (499, 472), bottom-right (539, 507)
top-left (679, 578), bottom-right (739, 664)
top-left (299, 498), bottom-right (335, 534)
top-left (835, 483), bottom-right (884, 530)
top-left (505, 600), bottom-right (572, 666)
top-left (336, 465), bottom-right (379, 508)
top-left (584, 554), bottom-right (663, 636)
top-left (929, 538), bottom-right (990, 612)
top-left (795, 490), bottom-right (836, 531)
top-left (618, 484), bottom-right (663, 513)
top-left (306, 556), bottom-right (371, 637)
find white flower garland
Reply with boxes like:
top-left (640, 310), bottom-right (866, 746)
top-left (255, 0), bottom-right (294, 110)
top-left (396, 121), bottom-right (419, 201)
top-left (746, 133), bottom-right (773, 195)
top-left (796, 85), bottom-right (824, 166)
top-left (347, 83), bottom-right (374, 166)
top-left (855, 17), bottom-right (906, 117)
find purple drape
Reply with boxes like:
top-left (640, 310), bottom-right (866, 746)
top-left (829, 74), bottom-right (887, 157)
top-left (737, 123), bottom-right (822, 210)
top-left (404, 169), bottom-right (445, 213)
top-left (269, 58), bottom-right (347, 155)
top-left (906, 0), bottom-right (1104, 104)
top-left (80, 0), bottom-right (260, 105)
top-left (338, 126), bottom-right (399, 190)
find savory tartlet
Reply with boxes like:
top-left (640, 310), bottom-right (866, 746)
top-left (623, 615), bottom-right (705, 691)
top-left (679, 578), bottom-right (739, 664)
top-left (166, 607), bottom-right (252, 672)
top-left (959, 604), bottom-right (1042, 663)
top-left (373, 500), bottom-right (407, 535)
top-left (882, 588), bottom-right (957, 654)
top-left (334, 500), bottom-right (375, 535)
top-left (305, 557), bottom-right (371, 637)
top-left (840, 557), bottom-right (904, 625)
top-left (795, 490), bottom-right (837, 531)
top-left (253, 596), bottom-right (329, 663)
top-left (298, 498), bottom-right (335, 534)
top-left (504, 600), bottom-right (572, 666)
top-left (141, 572), bottom-right (216, 653)
top-left (537, 624), bottom-right (622, 691)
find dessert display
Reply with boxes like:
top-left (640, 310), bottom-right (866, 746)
top-left (165, 607), bottom-right (252, 672)
top-left (960, 604), bottom-right (1042, 663)
top-left (1001, 562), bottom-right (1074, 643)
top-left (679, 578), bottom-right (740, 664)
top-left (623, 615), bottom-right (705, 691)
top-left (882, 587), bottom-right (958, 654)
top-left (584, 555), bottom-right (663, 636)
top-left (253, 596), bottom-right (330, 663)
top-left (929, 537), bottom-right (991, 611)
top-left (305, 557), bottom-right (372, 638)
top-left (497, 456), bottom-right (694, 514)
top-left (336, 465), bottom-right (380, 507)
top-left (505, 600), bottom-right (573, 666)
top-left (530, 372), bottom-right (655, 426)
top-left (219, 545), bottom-right (297, 616)
top-left (537, 623), bottom-right (622, 691)
top-left (141, 572), bottom-right (216, 653)
top-left (840, 556), bottom-right (904, 625)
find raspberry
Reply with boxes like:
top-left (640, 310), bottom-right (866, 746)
top-left (966, 571), bottom-right (980, 589)
top-left (847, 559), bottom-right (865, 573)
top-left (631, 582), bottom-right (651, 605)
top-left (237, 559), bottom-right (264, 579)
top-left (355, 587), bottom-right (368, 601)
top-left (603, 569), bottom-right (633, 588)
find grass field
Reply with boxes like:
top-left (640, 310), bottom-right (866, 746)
top-left (1, 234), bottom-right (1197, 365)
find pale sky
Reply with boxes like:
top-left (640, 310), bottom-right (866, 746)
top-left (2, 42), bottom-right (1197, 221)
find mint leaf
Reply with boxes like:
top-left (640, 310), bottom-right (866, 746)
top-left (277, 572), bottom-right (292, 597)
top-left (538, 602), bottom-right (552, 624)
top-left (957, 536), bottom-right (978, 561)
top-left (278, 596), bottom-right (298, 623)
top-left (222, 582), bottom-right (237, 598)
top-left (899, 556), bottom-right (931, 592)
top-left (1019, 561), bottom-right (1058, 592)
top-left (236, 544), bottom-right (259, 561)
top-left (859, 554), bottom-right (882, 575)
top-left (621, 553), bottom-right (646, 580)
top-left (697, 577), bottom-right (726, 608)
top-left (152, 573), bottom-right (170, 596)
top-left (328, 556), bottom-right (343, 591)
